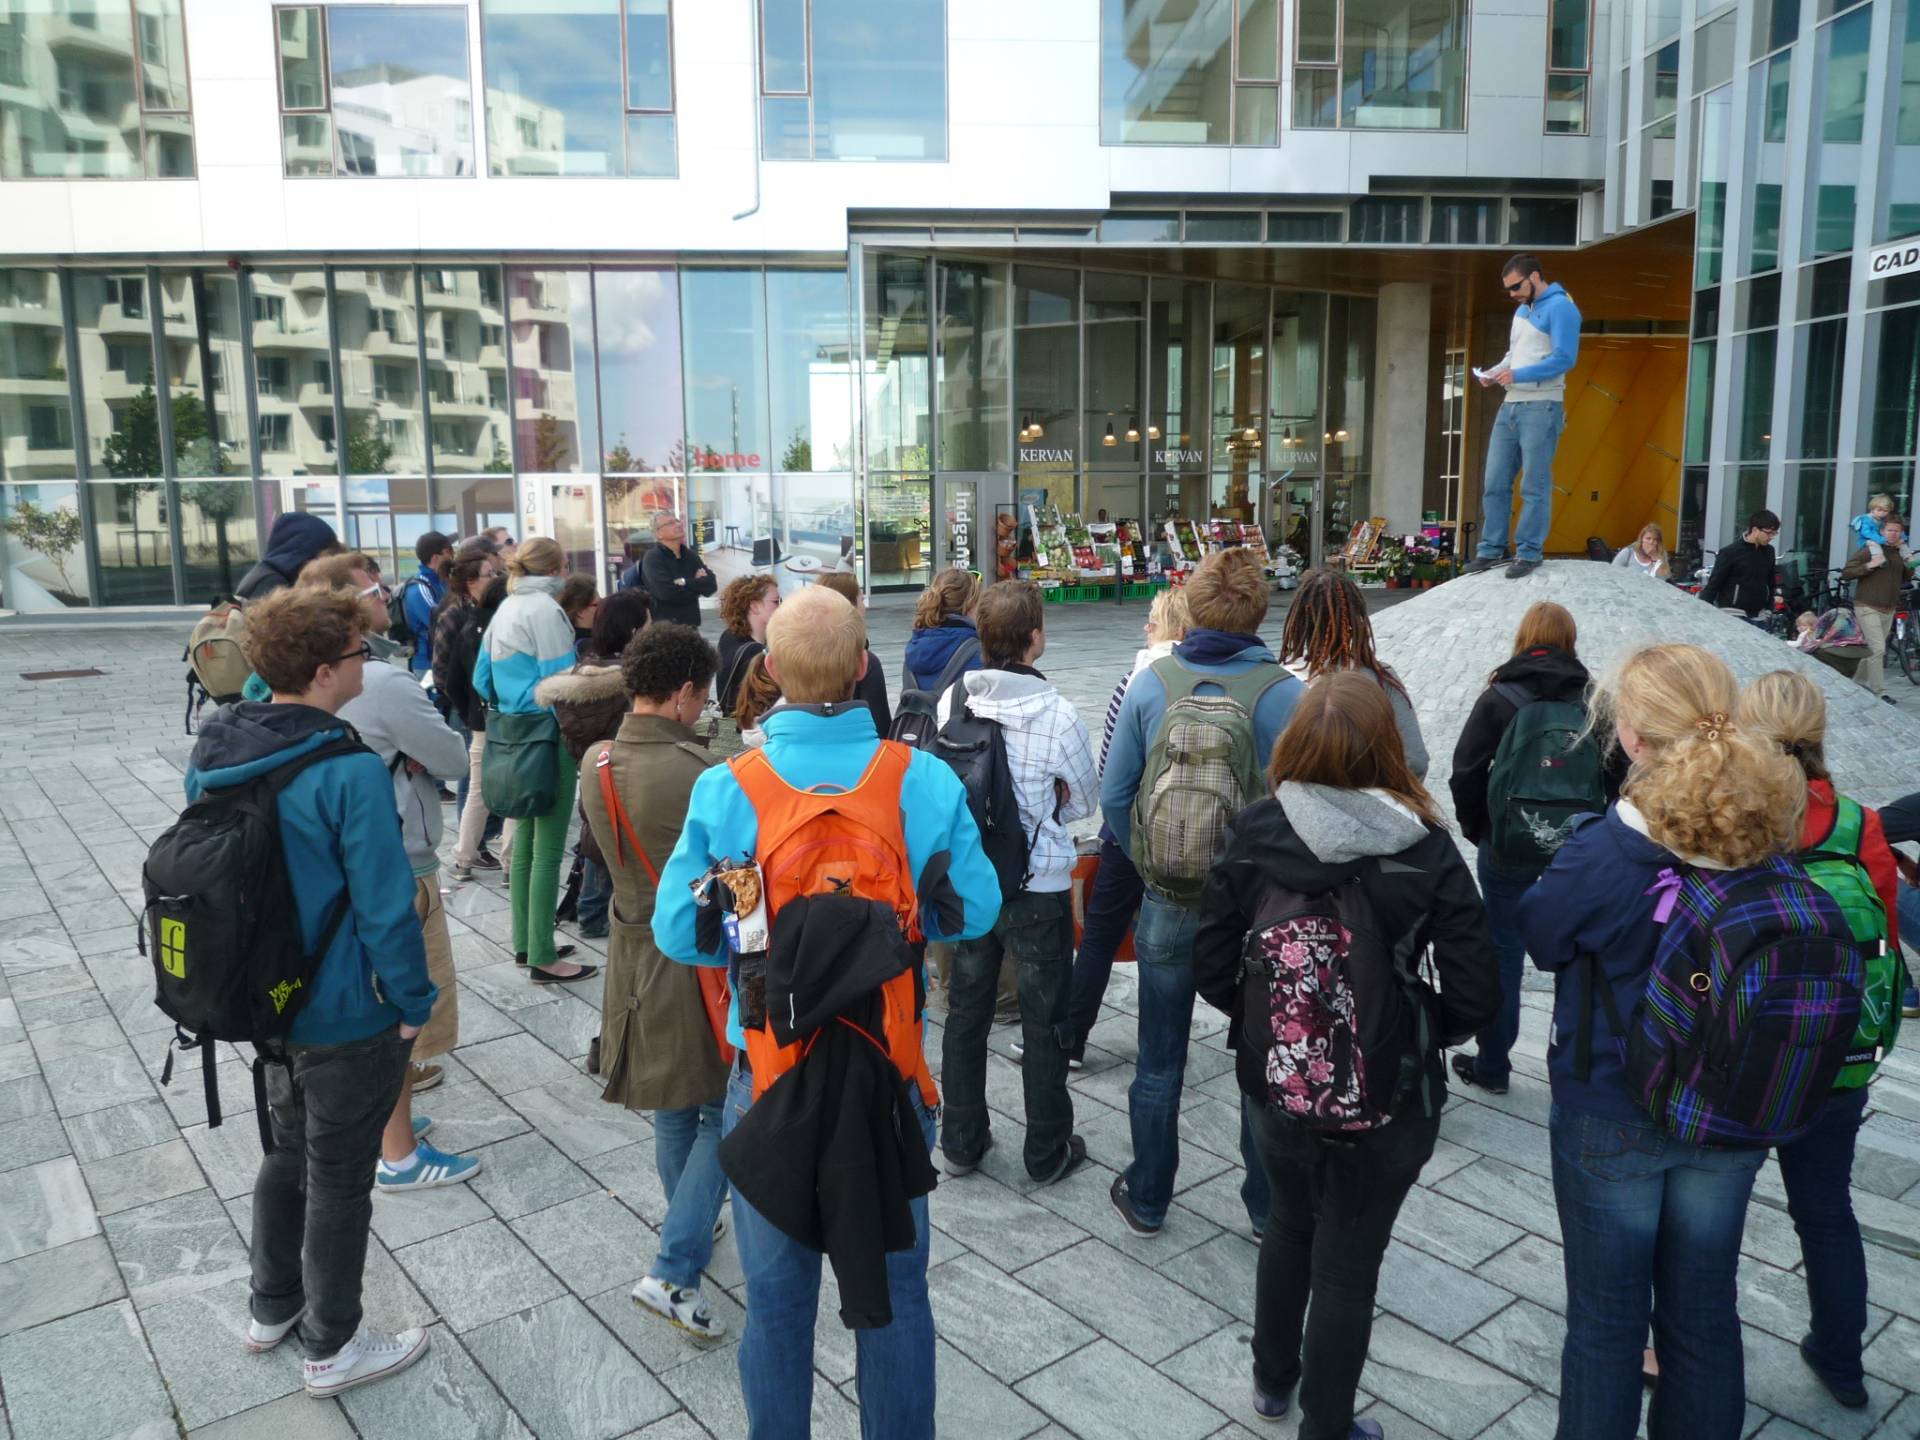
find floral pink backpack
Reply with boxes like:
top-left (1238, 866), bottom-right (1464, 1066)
top-left (1239, 871), bottom-right (1435, 1131)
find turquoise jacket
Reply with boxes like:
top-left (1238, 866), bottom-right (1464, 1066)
top-left (184, 702), bottom-right (435, 1044)
top-left (475, 574), bottom-right (575, 715)
top-left (653, 703), bottom-right (1003, 1047)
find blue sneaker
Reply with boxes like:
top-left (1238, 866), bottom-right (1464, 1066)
top-left (1903, 986), bottom-right (1919, 1019)
top-left (412, 1116), bottom-right (433, 1142)
top-left (1351, 1421), bottom-right (1385, 1440)
top-left (375, 1143), bottom-right (479, 1191)
top-left (1252, 1385), bottom-right (1292, 1421)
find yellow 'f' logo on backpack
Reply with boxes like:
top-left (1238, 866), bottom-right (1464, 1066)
top-left (160, 918), bottom-right (186, 978)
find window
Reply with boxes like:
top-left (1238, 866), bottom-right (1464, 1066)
top-left (1885, 0), bottom-right (1920, 241)
top-left (1268, 211), bottom-right (1344, 242)
top-left (482, 0), bottom-right (678, 177)
top-left (1429, 197), bottom-right (1500, 244)
top-left (1295, 0), bottom-right (1468, 131)
top-left (275, 5), bottom-right (475, 177)
top-left (1350, 197), bottom-right (1423, 243)
top-left (1547, 0), bottom-right (1592, 133)
top-left (27, 405), bottom-right (72, 451)
top-left (1805, 4), bottom-right (1871, 257)
top-left (1100, 0), bottom-right (1279, 146)
top-left (509, 268), bottom-right (597, 472)
top-left (1509, 197), bottom-right (1579, 245)
top-left (259, 414), bottom-right (293, 452)
top-left (0, 0), bottom-right (194, 178)
top-left (759, 0), bottom-right (946, 160)
top-left (1745, 53), bottom-right (1792, 274)
top-left (257, 356), bottom-right (293, 397)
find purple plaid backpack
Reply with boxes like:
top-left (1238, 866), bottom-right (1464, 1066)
top-left (1580, 857), bottom-right (1865, 1148)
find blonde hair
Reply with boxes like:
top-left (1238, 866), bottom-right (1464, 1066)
top-left (1185, 547), bottom-right (1269, 633)
top-left (1868, 492), bottom-right (1895, 511)
top-left (1146, 586), bottom-right (1192, 643)
top-left (1635, 523), bottom-right (1666, 557)
top-left (1736, 669), bottom-right (1830, 783)
top-left (766, 586), bottom-right (864, 703)
top-left (913, 568), bottom-right (980, 630)
top-left (507, 536), bottom-right (564, 586)
top-left (1595, 644), bottom-right (1804, 866)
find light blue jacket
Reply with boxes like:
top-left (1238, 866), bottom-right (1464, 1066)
top-left (653, 704), bottom-right (1003, 1047)
top-left (474, 574), bottom-right (575, 715)
top-left (184, 703), bottom-right (435, 1044)
top-left (1100, 639), bottom-right (1303, 858)
top-left (1508, 281), bottom-right (1583, 387)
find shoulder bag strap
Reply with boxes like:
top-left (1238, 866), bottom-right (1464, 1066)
top-left (1492, 681), bottom-right (1533, 713)
top-left (593, 746), bottom-right (659, 884)
top-left (932, 636), bottom-right (980, 697)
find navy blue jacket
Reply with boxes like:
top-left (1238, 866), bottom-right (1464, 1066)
top-left (901, 617), bottom-right (981, 693)
top-left (401, 564), bottom-right (446, 674)
top-left (1517, 803), bottom-right (1690, 1125)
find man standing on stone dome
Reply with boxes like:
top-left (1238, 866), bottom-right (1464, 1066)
top-left (1465, 254), bottom-right (1583, 581)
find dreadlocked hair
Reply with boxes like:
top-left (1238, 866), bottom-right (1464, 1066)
top-left (1278, 567), bottom-right (1407, 699)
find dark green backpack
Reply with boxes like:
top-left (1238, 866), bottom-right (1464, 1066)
top-left (1485, 682), bottom-right (1607, 873)
top-left (1804, 794), bottom-right (1902, 1089)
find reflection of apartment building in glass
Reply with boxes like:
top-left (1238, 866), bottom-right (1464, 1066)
top-left (2, 0), bottom-right (1917, 610)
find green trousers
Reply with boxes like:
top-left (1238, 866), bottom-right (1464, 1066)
top-left (509, 758), bottom-right (578, 968)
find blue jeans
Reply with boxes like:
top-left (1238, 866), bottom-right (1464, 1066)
top-left (1477, 399), bottom-right (1565, 563)
top-left (724, 1064), bottom-right (937, 1440)
top-left (650, 1102), bottom-right (728, 1289)
top-left (1067, 836), bottom-right (1143, 1058)
top-left (1777, 1085), bottom-right (1871, 1391)
top-left (1467, 845), bottom-right (1535, 1086)
top-left (578, 857), bottom-right (612, 933)
top-left (1550, 1103), bottom-right (1764, 1440)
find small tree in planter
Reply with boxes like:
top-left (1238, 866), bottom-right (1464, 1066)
top-left (3, 498), bottom-right (86, 604)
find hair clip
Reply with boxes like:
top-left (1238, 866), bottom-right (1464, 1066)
top-left (1694, 710), bottom-right (1728, 741)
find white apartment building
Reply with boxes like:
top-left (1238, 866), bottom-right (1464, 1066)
top-left (0, 0), bottom-right (1914, 609)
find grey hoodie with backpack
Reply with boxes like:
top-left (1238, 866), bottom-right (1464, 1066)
top-left (1193, 783), bottom-right (1499, 1110)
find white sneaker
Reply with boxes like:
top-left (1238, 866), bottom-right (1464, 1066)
top-left (303, 1326), bottom-right (431, 1398)
top-left (632, 1276), bottom-right (725, 1340)
top-left (245, 1311), bottom-right (301, 1353)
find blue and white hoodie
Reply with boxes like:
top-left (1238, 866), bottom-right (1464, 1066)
top-left (1494, 281), bottom-right (1583, 404)
top-left (474, 573), bottom-right (575, 715)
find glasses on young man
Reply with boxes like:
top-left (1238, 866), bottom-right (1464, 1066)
top-left (334, 642), bottom-right (373, 664)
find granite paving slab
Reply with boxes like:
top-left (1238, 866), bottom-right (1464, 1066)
top-left (927, 1254), bottom-right (1098, 1383)
top-left (1434, 1156), bottom-right (1564, 1240)
top-left (1459, 1298), bottom-right (1565, 1395)
top-left (0, 1073), bottom-right (53, 1125)
top-left (81, 1135), bottom-right (205, 1215)
top-left (1374, 1238), bottom-right (1516, 1343)
top-left (1018, 1338), bottom-right (1226, 1440)
top-left (1021, 1154), bottom-right (1222, 1265)
top-left (1155, 1321), bottom-right (1370, 1435)
top-left (0, 1300), bottom-right (175, 1440)
top-left (40, 1042), bottom-right (157, 1117)
top-left (396, 1217), bottom-right (568, 1332)
top-left (465, 1295), bottom-right (679, 1439)
top-left (467, 1130), bottom-right (598, 1220)
top-left (140, 1275), bottom-right (305, 1428)
top-left (1154, 1232), bottom-right (1262, 1326)
top-left (1358, 1315), bottom-right (1535, 1437)
top-left (367, 1175), bottom-right (496, 1250)
top-left (0, 1111), bottom-right (70, 1174)
top-left (586, 1280), bottom-right (744, 1377)
top-left (927, 1170), bottom-right (1091, 1271)
top-left (454, 1030), bottom-right (580, 1094)
top-left (1862, 1313), bottom-right (1920, 1387)
top-left (179, 1116), bottom-right (266, 1202)
top-left (186, 1393), bottom-right (358, 1440)
top-left (511, 1191), bottom-right (657, 1297)
top-left (1393, 1183), bottom-right (1528, 1270)
top-left (506, 1073), bottom-right (655, 1161)
top-left (1017, 1237), bottom-right (1234, 1364)
top-left (660, 1341), bottom-right (862, 1439)
top-left (0, 1154), bottom-right (98, 1263)
top-left (0, 1232), bottom-right (126, 1337)
top-left (581, 1139), bottom-right (669, 1227)
top-left (102, 1186), bottom-right (249, 1307)
top-left (338, 1325), bottom-right (534, 1440)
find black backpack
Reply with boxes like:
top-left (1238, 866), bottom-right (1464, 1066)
top-left (889, 637), bottom-right (980, 751)
top-left (924, 691), bottom-right (1035, 901)
top-left (138, 734), bottom-right (370, 1149)
top-left (388, 577), bottom-right (422, 651)
top-left (1239, 869), bottom-right (1436, 1129)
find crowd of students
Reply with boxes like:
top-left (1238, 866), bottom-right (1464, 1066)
top-left (169, 517), bottom-right (1918, 1440)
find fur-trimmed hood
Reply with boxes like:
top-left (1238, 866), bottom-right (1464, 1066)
top-left (538, 660), bottom-right (630, 765)
top-left (535, 661), bottom-right (625, 709)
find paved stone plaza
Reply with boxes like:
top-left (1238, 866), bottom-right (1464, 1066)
top-left (0, 565), bottom-right (1918, 1440)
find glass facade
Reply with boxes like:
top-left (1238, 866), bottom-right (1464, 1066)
top-left (1101, 0), bottom-right (1279, 145)
top-left (0, 0), bottom-right (193, 178)
top-left (275, 5), bottom-right (475, 177)
top-left (482, 0), bottom-right (677, 176)
top-left (760, 0), bottom-right (945, 160)
top-left (1295, 0), bottom-right (1468, 131)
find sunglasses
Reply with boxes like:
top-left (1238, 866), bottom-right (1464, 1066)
top-left (1505, 280), bottom-right (1530, 295)
top-left (357, 582), bottom-right (384, 599)
top-left (334, 642), bottom-right (372, 664)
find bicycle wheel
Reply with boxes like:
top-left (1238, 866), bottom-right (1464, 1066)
top-left (1901, 619), bottom-right (1920, 686)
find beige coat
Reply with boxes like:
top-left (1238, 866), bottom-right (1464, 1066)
top-left (579, 712), bottom-right (728, 1113)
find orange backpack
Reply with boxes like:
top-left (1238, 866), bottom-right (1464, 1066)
top-left (729, 740), bottom-right (937, 1109)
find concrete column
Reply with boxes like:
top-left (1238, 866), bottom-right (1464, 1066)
top-left (1372, 281), bottom-right (1433, 533)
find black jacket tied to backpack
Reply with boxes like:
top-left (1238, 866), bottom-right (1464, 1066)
top-left (1193, 784), bottom-right (1499, 1120)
